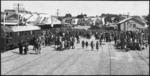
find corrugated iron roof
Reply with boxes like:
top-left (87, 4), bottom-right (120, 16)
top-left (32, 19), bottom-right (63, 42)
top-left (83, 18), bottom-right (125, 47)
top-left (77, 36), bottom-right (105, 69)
top-left (117, 17), bottom-right (133, 24)
top-left (117, 17), bottom-right (146, 26)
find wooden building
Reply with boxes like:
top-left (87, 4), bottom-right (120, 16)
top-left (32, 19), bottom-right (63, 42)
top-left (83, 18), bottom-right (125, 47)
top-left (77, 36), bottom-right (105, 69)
top-left (117, 17), bottom-right (148, 31)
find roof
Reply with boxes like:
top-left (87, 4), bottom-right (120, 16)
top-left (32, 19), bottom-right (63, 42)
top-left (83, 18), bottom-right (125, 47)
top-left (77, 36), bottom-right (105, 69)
top-left (117, 17), bottom-right (132, 24)
top-left (11, 25), bottom-right (41, 32)
top-left (27, 14), bottom-right (39, 22)
top-left (51, 16), bottom-right (61, 24)
top-left (4, 10), bottom-right (16, 13)
top-left (117, 17), bottom-right (145, 26)
top-left (1, 20), bottom-right (19, 25)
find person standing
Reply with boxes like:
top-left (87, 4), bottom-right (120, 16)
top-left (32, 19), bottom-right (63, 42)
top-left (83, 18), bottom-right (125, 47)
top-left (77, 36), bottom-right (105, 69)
top-left (114, 35), bottom-right (117, 45)
top-left (90, 41), bottom-right (95, 50)
top-left (34, 39), bottom-right (38, 54)
top-left (71, 40), bottom-right (75, 49)
top-left (24, 42), bottom-right (29, 55)
top-left (37, 39), bottom-right (41, 54)
top-left (62, 40), bottom-right (65, 50)
top-left (85, 41), bottom-right (89, 48)
top-left (18, 40), bottom-right (23, 54)
top-left (99, 35), bottom-right (102, 46)
top-left (67, 40), bottom-right (70, 50)
top-left (96, 41), bottom-right (99, 51)
top-left (82, 40), bottom-right (85, 49)
top-left (72, 37), bottom-right (75, 49)
top-left (64, 40), bottom-right (67, 49)
top-left (76, 35), bottom-right (80, 43)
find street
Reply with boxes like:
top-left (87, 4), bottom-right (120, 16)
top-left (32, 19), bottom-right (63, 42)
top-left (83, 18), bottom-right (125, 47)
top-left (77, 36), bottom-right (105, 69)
top-left (1, 37), bottom-right (149, 75)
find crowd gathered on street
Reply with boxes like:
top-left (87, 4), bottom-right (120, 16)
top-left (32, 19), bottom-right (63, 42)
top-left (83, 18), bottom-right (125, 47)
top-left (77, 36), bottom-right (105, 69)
top-left (18, 26), bottom-right (149, 55)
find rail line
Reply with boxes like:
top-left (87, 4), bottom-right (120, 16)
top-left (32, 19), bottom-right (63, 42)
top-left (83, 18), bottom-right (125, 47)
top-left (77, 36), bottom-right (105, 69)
top-left (134, 50), bottom-right (149, 65)
top-left (1, 46), bottom-right (50, 63)
top-left (2, 55), bottom-right (23, 63)
top-left (3, 45), bottom-right (80, 75)
top-left (108, 44), bottom-right (112, 75)
top-left (3, 49), bottom-right (57, 75)
top-left (49, 50), bottom-right (82, 75)
top-left (61, 50), bottom-right (83, 74)
top-left (129, 50), bottom-right (144, 75)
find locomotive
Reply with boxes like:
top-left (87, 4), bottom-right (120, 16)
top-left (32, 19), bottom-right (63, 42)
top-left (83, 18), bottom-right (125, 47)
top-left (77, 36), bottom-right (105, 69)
top-left (0, 25), bottom-right (42, 52)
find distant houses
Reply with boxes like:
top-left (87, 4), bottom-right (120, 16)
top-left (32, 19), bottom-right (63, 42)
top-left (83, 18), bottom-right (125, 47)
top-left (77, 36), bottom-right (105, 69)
top-left (1, 9), bottom-right (148, 32)
top-left (1, 10), bottom-right (62, 27)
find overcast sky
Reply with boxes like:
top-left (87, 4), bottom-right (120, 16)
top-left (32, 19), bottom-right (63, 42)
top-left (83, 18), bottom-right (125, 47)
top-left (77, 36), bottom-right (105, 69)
top-left (1, 1), bottom-right (149, 16)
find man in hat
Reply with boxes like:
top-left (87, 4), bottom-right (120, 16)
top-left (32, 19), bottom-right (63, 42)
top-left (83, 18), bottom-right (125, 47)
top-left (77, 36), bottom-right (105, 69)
top-left (18, 40), bottom-right (23, 54)
top-left (90, 41), bottom-right (95, 50)
top-left (82, 40), bottom-right (85, 49)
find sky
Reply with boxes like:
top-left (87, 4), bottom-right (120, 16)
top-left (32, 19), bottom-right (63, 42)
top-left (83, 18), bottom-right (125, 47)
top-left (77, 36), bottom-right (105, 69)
top-left (1, 1), bottom-right (149, 16)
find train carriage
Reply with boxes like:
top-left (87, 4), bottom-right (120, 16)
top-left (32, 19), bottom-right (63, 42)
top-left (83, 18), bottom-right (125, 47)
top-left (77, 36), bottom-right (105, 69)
top-left (0, 25), bottom-right (41, 52)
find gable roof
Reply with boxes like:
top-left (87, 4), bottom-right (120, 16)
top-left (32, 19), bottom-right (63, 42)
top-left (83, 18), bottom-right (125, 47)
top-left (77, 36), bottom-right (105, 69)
top-left (117, 17), bottom-right (145, 26)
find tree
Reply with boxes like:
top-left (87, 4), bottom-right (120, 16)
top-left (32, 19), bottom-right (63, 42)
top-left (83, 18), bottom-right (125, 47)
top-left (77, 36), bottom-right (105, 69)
top-left (83, 14), bottom-right (87, 17)
top-left (65, 13), bottom-right (72, 18)
top-left (76, 13), bottom-right (87, 18)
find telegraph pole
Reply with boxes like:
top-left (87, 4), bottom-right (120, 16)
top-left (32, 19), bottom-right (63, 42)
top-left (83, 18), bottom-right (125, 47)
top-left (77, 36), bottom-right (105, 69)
top-left (127, 12), bottom-right (129, 31)
top-left (4, 13), bottom-right (6, 26)
top-left (17, 4), bottom-right (19, 26)
top-left (57, 9), bottom-right (59, 17)
top-left (14, 3), bottom-right (23, 26)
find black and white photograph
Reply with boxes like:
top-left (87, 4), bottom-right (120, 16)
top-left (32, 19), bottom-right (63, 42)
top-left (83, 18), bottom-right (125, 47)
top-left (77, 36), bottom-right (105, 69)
top-left (1, 0), bottom-right (149, 75)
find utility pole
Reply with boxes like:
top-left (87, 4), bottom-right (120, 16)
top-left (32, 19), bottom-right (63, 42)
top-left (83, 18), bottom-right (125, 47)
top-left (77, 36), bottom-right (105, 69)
top-left (127, 12), bottom-right (129, 31)
top-left (56, 9), bottom-right (59, 17)
top-left (4, 13), bottom-right (6, 26)
top-left (127, 12), bottom-right (129, 18)
top-left (17, 4), bottom-right (19, 26)
top-left (14, 3), bottom-right (23, 26)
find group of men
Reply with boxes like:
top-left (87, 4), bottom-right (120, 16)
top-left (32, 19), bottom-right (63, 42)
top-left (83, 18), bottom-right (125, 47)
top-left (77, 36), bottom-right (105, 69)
top-left (18, 41), bottom-right (29, 55)
top-left (114, 31), bottom-right (149, 50)
top-left (82, 40), bottom-right (100, 51)
top-left (18, 26), bottom-right (149, 55)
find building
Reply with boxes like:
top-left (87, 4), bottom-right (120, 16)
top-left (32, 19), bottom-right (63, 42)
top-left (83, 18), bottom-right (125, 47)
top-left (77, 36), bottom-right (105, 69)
top-left (1, 13), bottom-right (20, 26)
top-left (117, 17), bottom-right (148, 31)
top-left (4, 9), bottom-right (16, 13)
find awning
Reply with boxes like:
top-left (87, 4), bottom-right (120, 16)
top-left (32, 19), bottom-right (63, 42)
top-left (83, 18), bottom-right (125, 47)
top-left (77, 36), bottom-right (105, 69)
top-left (11, 25), bottom-right (41, 32)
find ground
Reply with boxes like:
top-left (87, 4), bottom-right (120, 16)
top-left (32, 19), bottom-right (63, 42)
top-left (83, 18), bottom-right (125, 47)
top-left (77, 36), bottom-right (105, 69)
top-left (1, 36), bottom-right (149, 75)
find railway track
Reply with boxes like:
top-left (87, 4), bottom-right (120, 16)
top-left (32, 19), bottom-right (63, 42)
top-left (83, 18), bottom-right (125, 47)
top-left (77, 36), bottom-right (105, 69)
top-left (3, 49), bottom-right (58, 75)
top-left (49, 49), bottom-right (83, 75)
top-left (129, 50), bottom-right (145, 75)
top-left (2, 54), bottom-right (23, 63)
top-left (108, 44), bottom-right (112, 75)
top-left (3, 45), bottom-right (81, 75)
top-left (1, 46), bottom-right (48, 63)
top-left (134, 50), bottom-right (149, 65)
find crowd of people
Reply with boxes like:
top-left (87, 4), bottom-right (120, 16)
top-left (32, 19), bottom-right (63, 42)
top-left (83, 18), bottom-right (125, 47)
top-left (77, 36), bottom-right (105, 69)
top-left (18, 26), bottom-right (149, 55)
